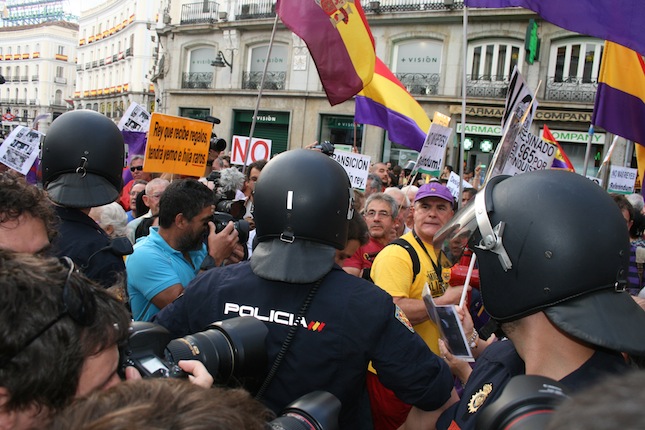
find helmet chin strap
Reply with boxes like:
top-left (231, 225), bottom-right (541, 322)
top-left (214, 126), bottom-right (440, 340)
top-left (474, 190), bottom-right (513, 271)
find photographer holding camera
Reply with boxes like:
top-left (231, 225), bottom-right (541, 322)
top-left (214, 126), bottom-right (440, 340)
top-left (155, 150), bottom-right (458, 428)
top-left (127, 178), bottom-right (244, 322)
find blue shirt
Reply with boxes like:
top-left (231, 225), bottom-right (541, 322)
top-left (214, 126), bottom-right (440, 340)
top-left (126, 227), bottom-right (207, 321)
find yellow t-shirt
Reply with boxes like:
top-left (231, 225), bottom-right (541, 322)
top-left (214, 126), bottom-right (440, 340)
top-left (370, 231), bottom-right (452, 355)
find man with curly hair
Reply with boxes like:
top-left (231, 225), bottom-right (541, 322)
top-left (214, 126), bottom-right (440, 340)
top-left (0, 172), bottom-right (58, 254)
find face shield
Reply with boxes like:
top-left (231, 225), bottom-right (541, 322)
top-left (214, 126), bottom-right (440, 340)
top-left (433, 175), bottom-right (512, 272)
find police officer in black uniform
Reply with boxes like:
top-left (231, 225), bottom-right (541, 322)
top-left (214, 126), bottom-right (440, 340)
top-left (427, 170), bottom-right (645, 430)
top-left (41, 110), bottom-right (129, 288)
top-left (155, 149), bottom-right (456, 429)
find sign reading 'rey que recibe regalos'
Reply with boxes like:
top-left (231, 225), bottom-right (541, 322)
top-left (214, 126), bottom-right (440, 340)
top-left (145, 113), bottom-right (212, 177)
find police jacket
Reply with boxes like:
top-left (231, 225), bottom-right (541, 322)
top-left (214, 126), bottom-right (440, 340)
top-left (155, 262), bottom-right (453, 429)
top-left (53, 206), bottom-right (125, 288)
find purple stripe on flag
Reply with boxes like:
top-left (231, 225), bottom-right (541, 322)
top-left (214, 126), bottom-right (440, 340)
top-left (593, 83), bottom-right (645, 144)
top-left (464, 0), bottom-right (645, 55)
top-left (355, 96), bottom-right (427, 152)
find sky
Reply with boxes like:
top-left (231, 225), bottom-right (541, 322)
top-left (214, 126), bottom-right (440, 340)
top-left (65, 0), bottom-right (108, 16)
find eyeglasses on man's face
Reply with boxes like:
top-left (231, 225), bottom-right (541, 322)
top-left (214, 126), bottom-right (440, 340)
top-left (130, 165), bottom-right (144, 172)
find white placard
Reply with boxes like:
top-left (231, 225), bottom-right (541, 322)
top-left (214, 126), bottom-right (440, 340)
top-left (230, 135), bottom-right (272, 166)
top-left (608, 166), bottom-right (637, 194)
top-left (0, 126), bottom-right (42, 175)
top-left (118, 102), bottom-right (151, 132)
top-left (331, 150), bottom-right (371, 190)
top-left (502, 127), bottom-right (557, 176)
top-left (446, 171), bottom-right (473, 198)
top-left (503, 66), bottom-right (538, 129)
top-left (416, 123), bottom-right (452, 175)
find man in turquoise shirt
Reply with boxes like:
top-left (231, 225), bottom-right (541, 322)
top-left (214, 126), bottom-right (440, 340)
top-left (127, 179), bottom-right (243, 321)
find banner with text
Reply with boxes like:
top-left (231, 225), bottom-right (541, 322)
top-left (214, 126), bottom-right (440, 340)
top-left (230, 136), bottom-right (272, 166)
top-left (331, 150), bottom-right (371, 190)
top-left (416, 123), bottom-right (452, 175)
top-left (608, 166), bottom-right (637, 194)
top-left (145, 113), bottom-right (212, 177)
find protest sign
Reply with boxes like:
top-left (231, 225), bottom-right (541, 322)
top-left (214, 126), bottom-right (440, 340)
top-left (503, 66), bottom-right (538, 129)
top-left (415, 123), bottom-right (452, 175)
top-left (0, 126), bottom-right (42, 175)
top-left (502, 126), bottom-right (557, 176)
top-left (608, 166), bottom-right (637, 194)
top-left (118, 102), bottom-right (151, 132)
top-left (331, 149), bottom-right (371, 190)
top-left (446, 171), bottom-right (473, 198)
top-left (230, 135), bottom-right (272, 166)
top-left (145, 113), bottom-right (211, 177)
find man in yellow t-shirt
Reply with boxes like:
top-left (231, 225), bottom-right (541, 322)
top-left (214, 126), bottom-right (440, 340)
top-left (368, 182), bottom-right (465, 430)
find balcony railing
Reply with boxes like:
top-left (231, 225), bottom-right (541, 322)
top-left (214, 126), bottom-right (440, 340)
top-left (31, 75), bottom-right (39, 82)
top-left (466, 74), bottom-right (509, 98)
top-left (545, 76), bottom-right (597, 103)
top-left (242, 71), bottom-right (286, 90)
top-left (180, 1), bottom-right (219, 24)
top-left (238, 0), bottom-right (275, 19)
top-left (54, 76), bottom-right (67, 84)
top-left (19, 75), bottom-right (28, 82)
top-left (366, 0), bottom-right (463, 12)
top-left (182, 72), bottom-right (214, 89)
top-left (126, 48), bottom-right (133, 57)
top-left (394, 72), bottom-right (440, 95)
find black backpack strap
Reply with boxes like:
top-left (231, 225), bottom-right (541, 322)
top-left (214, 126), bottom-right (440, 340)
top-left (389, 238), bottom-right (420, 282)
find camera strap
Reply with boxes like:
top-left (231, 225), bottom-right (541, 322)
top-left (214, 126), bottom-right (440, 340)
top-left (255, 274), bottom-right (325, 401)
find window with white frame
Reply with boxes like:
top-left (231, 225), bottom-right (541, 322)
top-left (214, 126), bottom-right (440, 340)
top-left (392, 39), bottom-right (443, 95)
top-left (469, 39), bottom-right (524, 81)
top-left (57, 45), bottom-right (65, 55)
top-left (467, 39), bottom-right (524, 98)
top-left (549, 39), bottom-right (603, 83)
top-left (245, 44), bottom-right (288, 90)
top-left (546, 38), bottom-right (603, 102)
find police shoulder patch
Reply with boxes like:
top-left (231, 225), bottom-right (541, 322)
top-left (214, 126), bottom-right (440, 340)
top-left (395, 305), bottom-right (415, 333)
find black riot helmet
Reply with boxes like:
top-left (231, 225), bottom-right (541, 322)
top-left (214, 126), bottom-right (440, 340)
top-left (253, 149), bottom-right (353, 250)
top-left (41, 110), bottom-right (125, 208)
top-left (435, 170), bottom-right (630, 323)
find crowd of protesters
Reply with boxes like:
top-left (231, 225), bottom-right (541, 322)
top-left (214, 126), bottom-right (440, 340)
top-left (2, 110), bottom-right (645, 430)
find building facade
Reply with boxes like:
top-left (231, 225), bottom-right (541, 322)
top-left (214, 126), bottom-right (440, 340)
top-left (73, 0), bottom-right (161, 120)
top-left (0, 21), bottom-right (78, 135)
top-left (151, 0), bottom-right (618, 177)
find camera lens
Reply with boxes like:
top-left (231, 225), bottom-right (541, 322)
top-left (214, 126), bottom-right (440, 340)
top-left (165, 317), bottom-right (268, 384)
top-left (268, 391), bottom-right (341, 430)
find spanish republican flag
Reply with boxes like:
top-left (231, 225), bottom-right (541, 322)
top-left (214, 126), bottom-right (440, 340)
top-left (543, 125), bottom-right (574, 171)
top-left (276, 0), bottom-right (375, 106)
top-left (592, 41), bottom-right (645, 145)
top-left (355, 58), bottom-right (431, 151)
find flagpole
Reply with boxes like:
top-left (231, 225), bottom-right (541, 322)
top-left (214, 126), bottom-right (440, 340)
top-left (243, 13), bottom-right (280, 171)
top-left (582, 124), bottom-right (594, 176)
top-left (458, 4), bottom-right (468, 210)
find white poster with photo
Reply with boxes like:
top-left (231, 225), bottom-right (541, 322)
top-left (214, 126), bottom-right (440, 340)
top-left (416, 123), bottom-right (452, 175)
top-left (608, 166), bottom-right (637, 194)
top-left (502, 65), bottom-right (538, 130)
top-left (118, 102), bottom-right (151, 132)
top-left (0, 126), bottom-right (42, 175)
top-left (446, 171), bottom-right (473, 198)
top-left (331, 150), bottom-right (371, 190)
top-left (501, 127), bottom-right (557, 177)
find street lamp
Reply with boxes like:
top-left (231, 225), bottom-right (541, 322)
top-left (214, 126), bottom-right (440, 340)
top-left (211, 50), bottom-right (233, 73)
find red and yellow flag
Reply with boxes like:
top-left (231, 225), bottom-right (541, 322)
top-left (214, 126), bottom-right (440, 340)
top-left (276, 0), bottom-right (375, 106)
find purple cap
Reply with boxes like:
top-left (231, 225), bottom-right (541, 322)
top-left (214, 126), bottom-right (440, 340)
top-left (414, 183), bottom-right (454, 204)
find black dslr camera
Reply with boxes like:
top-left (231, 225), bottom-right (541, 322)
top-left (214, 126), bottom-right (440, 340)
top-left (268, 391), bottom-right (341, 430)
top-left (120, 316), bottom-right (267, 383)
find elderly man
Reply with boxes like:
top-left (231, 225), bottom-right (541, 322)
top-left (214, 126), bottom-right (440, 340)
top-left (343, 192), bottom-right (399, 280)
top-left (369, 183), bottom-right (463, 430)
top-left (126, 177), bottom-right (170, 243)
